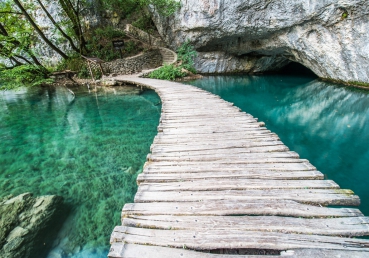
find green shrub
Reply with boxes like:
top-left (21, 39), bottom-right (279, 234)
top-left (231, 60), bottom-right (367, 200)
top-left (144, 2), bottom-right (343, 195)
top-left (125, 41), bottom-right (138, 54)
top-left (147, 41), bottom-right (197, 81)
top-left (177, 40), bottom-right (197, 73)
top-left (139, 0), bottom-right (181, 16)
top-left (132, 15), bottom-right (155, 32)
top-left (86, 26), bottom-right (126, 61)
top-left (93, 26), bottom-right (125, 40)
top-left (56, 56), bottom-right (85, 72)
top-left (148, 64), bottom-right (185, 80)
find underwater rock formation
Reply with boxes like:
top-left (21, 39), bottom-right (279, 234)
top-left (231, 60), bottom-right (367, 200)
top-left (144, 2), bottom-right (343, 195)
top-left (0, 193), bottom-right (64, 258)
top-left (151, 0), bottom-right (369, 84)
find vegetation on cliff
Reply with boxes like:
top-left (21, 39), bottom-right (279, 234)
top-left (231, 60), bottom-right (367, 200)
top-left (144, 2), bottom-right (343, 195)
top-left (0, 0), bottom-right (180, 89)
top-left (149, 40), bottom-right (197, 80)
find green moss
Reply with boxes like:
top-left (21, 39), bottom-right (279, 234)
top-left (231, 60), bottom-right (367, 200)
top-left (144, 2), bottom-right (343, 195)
top-left (349, 81), bottom-right (369, 87)
top-left (321, 78), bottom-right (369, 89)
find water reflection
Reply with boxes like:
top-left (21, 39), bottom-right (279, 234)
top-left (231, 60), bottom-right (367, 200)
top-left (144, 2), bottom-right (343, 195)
top-left (188, 75), bottom-right (369, 215)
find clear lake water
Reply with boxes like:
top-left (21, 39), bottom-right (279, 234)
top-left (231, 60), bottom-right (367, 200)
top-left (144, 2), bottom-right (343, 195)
top-left (0, 85), bottom-right (161, 257)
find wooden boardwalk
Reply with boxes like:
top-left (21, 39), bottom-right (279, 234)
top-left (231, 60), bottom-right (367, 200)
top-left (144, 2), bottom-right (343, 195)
top-left (108, 76), bottom-right (369, 257)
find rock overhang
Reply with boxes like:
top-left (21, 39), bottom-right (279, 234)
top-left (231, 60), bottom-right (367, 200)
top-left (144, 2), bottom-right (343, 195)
top-left (150, 0), bottom-right (369, 84)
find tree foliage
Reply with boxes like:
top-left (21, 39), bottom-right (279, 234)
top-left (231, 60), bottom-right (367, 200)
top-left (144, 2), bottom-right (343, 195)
top-left (99, 0), bottom-right (180, 17)
top-left (0, 0), bottom-right (181, 89)
top-left (0, 65), bottom-right (53, 90)
top-left (0, 1), bottom-right (44, 68)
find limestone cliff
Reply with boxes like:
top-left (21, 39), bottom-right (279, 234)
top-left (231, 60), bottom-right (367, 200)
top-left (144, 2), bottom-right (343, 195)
top-left (151, 0), bottom-right (369, 84)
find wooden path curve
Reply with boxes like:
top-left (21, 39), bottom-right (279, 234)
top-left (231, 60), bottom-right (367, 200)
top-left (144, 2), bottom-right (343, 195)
top-left (108, 76), bottom-right (369, 257)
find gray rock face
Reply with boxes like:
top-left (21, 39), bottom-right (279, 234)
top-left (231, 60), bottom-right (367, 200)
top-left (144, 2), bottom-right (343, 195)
top-left (0, 193), bottom-right (64, 258)
top-left (151, 0), bottom-right (369, 83)
top-left (194, 52), bottom-right (289, 74)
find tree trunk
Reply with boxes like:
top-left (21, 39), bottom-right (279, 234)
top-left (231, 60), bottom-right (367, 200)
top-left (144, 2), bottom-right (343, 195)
top-left (13, 54), bottom-right (33, 65)
top-left (36, 0), bottom-right (80, 53)
top-left (13, 0), bottom-right (69, 59)
top-left (9, 56), bottom-right (22, 66)
top-left (59, 0), bottom-right (88, 53)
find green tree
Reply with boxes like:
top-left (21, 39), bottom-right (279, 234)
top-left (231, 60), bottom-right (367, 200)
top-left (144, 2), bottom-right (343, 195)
top-left (0, 0), bottom-right (181, 89)
top-left (0, 1), bottom-right (44, 68)
top-left (139, 0), bottom-right (180, 16)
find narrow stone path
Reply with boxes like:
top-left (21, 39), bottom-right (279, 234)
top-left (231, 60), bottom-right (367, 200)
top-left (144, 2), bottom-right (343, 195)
top-left (108, 76), bottom-right (369, 257)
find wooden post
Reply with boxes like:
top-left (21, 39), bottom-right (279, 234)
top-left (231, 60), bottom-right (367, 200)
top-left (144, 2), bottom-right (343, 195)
top-left (82, 55), bottom-right (105, 82)
top-left (87, 61), bottom-right (95, 82)
top-left (98, 63), bottom-right (104, 76)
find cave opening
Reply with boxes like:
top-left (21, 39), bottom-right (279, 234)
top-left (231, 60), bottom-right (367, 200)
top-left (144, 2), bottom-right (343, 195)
top-left (278, 61), bottom-right (317, 77)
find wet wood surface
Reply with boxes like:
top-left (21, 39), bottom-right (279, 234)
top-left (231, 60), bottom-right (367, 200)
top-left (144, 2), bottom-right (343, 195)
top-left (108, 76), bottom-right (369, 257)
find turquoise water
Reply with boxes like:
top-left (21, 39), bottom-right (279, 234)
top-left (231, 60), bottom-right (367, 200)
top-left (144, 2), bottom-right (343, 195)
top-left (0, 85), bottom-right (161, 257)
top-left (188, 75), bottom-right (369, 215)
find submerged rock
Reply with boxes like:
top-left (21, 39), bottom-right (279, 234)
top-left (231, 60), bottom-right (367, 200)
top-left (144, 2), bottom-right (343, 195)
top-left (0, 193), bottom-right (64, 258)
top-left (151, 0), bottom-right (369, 84)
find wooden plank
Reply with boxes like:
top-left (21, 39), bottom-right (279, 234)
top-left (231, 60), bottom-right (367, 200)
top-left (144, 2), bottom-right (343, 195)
top-left (152, 146), bottom-right (290, 154)
top-left (151, 141), bottom-right (285, 150)
top-left (153, 138), bottom-right (281, 146)
top-left (157, 131), bottom-right (273, 138)
top-left (145, 158), bottom-right (309, 165)
top-left (137, 179), bottom-right (339, 191)
top-left (160, 113), bottom-right (250, 118)
top-left (122, 200), bottom-right (363, 218)
top-left (150, 149), bottom-right (289, 156)
top-left (134, 189), bottom-right (360, 206)
top-left (160, 117), bottom-right (257, 123)
top-left (160, 127), bottom-right (268, 134)
top-left (110, 226), bottom-right (369, 251)
top-left (281, 249), bottom-right (369, 257)
top-left (137, 170), bottom-right (325, 183)
top-left (158, 125), bottom-right (267, 131)
top-left (108, 243), bottom-right (281, 258)
top-left (161, 101), bottom-right (236, 105)
top-left (153, 134), bottom-right (279, 142)
top-left (159, 116), bottom-right (257, 122)
top-left (158, 121), bottom-right (260, 127)
top-left (147, 152), bottom-right (300, 161)
top-left (143, 162), bottom-right (316, 173)
top-left (109, 243), bottom-right (369, 258)
top-left (159, 130), bottom-right (273, 136)
top-left (147, 149), bottom-right (299, 158)
top-left (123, 215), bottom-right (369, 236)
top-left (160, 114), bottom-right (254, 120)
top-left (161, 108), bottom-right (243, 113)
top-left (152, 144), bottom-right (290, 154)
top-left (159, 118), bottom-right (257, 124)
top-left (148, 156), bottom-right (302, 162)
top-left (153, 133), bottom-right (280, 142)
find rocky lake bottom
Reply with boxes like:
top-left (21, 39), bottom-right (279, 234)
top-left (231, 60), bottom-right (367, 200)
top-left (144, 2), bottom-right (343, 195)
top-left (0, 85), bottom-right (161, 257)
